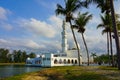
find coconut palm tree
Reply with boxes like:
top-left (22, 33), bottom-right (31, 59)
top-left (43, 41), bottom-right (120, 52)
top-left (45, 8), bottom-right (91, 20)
top-left (73, 12), bottom-right (92, 66)
top-left (91, 52), bottom-right (97, 63)
top-left (97, 14), bottom-right (115, 66)
top-left (97, 25), bottom-right (111, 65)
top-left (86, 0), bottom-right (120, 69)
top-left (55, 0), bottom-right (87, 66)
top-left (109, 0), bottom-right (120, 69)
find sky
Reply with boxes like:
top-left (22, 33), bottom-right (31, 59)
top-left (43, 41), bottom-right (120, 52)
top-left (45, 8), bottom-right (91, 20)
top-left (0, 0), bottom-right (120, 57)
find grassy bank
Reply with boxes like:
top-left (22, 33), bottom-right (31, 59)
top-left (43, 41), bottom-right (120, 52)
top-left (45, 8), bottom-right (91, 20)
top-left (2, 66), bottom-right (120, 80)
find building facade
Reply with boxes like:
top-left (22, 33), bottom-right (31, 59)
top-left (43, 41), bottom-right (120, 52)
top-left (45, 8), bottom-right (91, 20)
top-left (26, 20), bottom-right (82, 67)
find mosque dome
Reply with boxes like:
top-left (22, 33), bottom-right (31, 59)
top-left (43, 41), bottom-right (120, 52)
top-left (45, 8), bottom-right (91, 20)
top-left (27, 57), bottom-right (30, 60)
top-left (36, 54), bottom-right (40, 57)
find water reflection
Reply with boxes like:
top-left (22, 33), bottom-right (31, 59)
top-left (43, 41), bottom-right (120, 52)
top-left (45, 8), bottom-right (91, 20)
top-left (0, 65), bottom-right (41, 78)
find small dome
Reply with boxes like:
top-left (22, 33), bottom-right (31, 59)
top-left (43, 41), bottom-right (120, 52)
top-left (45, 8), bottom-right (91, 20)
top-left (27, 57), bottom-right (30, 60)
top-left (36, 54), bottom-right (40, 57)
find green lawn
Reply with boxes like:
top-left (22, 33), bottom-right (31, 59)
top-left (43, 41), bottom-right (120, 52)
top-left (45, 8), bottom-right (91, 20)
top-left (2, 66), bottom-right (120, 80)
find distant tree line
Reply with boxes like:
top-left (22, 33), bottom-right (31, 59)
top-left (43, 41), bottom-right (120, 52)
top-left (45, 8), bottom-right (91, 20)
top-left (0, 48), bottom-right (36, 63)
top-left (94, 54), bottom-right (117, 65)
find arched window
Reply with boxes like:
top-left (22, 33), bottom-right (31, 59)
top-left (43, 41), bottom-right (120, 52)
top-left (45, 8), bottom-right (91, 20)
top-left (64, 59), bottom-right (66, 64)
top-left (39, 60), bottom-right (41, 64)
top-left (68, 59), bottom-right (70, 64)
top-left (71, 59), bottom-right (74, 64)
top-left (59, 59), bottom-right (62, 64)
top-left (54, 59), bottom-right (58, 64)
top-left (35, 61), bottom-right (37, 64)
top-left (75, 60), bottom-right (77, 64)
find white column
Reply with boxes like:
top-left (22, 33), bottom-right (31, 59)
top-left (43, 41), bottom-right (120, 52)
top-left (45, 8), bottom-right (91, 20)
top-left (61, 20), bottom-right (67, 53)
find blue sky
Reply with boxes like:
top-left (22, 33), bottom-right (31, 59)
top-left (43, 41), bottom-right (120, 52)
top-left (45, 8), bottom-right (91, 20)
top-left (0, 0), bottom-right (120, 58)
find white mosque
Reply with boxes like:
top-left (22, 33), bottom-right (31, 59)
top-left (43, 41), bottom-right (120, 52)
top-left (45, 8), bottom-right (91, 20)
top-left (26, 20), bottom-right (82, 67)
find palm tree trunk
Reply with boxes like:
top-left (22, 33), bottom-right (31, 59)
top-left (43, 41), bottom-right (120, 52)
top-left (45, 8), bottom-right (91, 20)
top-left (81, 33), bottom-right (89, 66)
top-left (110, 0), bottom-right (120, 69)
top-left (69, 20), bottom-right (81, 66)
top-left (109, 31), bottom-right (115, 67)
top-left (107, 32), bottom-right (111, 65)
top-left (93, 56), bottom-right (94, 63)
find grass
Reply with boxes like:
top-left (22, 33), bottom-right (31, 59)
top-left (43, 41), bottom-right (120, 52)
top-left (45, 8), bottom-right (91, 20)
top-left (1, 72), bottom-right (34, 80)
top-left (99, 66), bottom-right (118, 70)
top-left (2, 66), bottom-right (120, 80)
top-left (2, 75), bottom-right (24, 80)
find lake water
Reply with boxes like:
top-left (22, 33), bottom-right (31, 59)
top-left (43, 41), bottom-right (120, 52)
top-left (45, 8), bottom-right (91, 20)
top-left (0, 65), bottom-right (42, 78)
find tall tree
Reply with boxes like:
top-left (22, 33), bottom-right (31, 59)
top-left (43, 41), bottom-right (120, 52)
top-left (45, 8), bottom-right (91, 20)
top-left (90, 52), bottom-right (97, 63)
top-left (97, 14), bottom-right (114, 66)
top-left (55, 0), bottom-right (86, 66)
top-left (110, 0), bottom-right (120, 70)
top-left (0, 48), bottom-right (9, 63)
top-left (73, 12), bottom-right (92, 66)
top-left (98, 24), bottom-right (111, 65)
top-left (21, 51), bottom-right (27, 62)
top-left (86, 0), bottom-right (120, 69)
top-left (94, 54), bottom-right (110, 64)
top-left (29, 52), bottom-right (36, 58)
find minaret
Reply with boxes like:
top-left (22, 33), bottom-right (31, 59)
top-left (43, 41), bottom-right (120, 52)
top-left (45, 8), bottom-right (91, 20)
top-left (61, 20), bottom-right (68, 53)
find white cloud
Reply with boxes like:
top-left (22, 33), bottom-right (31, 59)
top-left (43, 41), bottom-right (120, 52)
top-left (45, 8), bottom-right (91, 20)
top-left (42, 40), bottom-right (61, 51)
top-left (0, 22), bottom-right (13, 30)
top-left (0, 7), bottom-right (11, 20)
top-left (18, 18), bottom-right (56, 38)
top-left (48, 15), bottom-right (62, 30)
top-left (0, 7), bottom-right (12, 31)
top-left (0, 38), bottom-right (45, 50)
top-left (0, 15), bottom-right (63, 52)
top-left (24, 40), bottom-right (45, 49)
top-left (48, 15), bottom-right (63, 40)
top-left (115, 2), bottom-right (120, 14)
top-left (0, 39), bottom-right (8, 43)
top-left (89, 16), bottom-right (101, 25)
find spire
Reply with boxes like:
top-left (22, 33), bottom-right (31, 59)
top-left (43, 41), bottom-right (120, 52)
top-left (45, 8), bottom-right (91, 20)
top-left (61, 20), bottom-right (68, 53)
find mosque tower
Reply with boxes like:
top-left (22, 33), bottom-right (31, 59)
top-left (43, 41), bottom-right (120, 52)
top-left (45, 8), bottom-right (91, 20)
top-left (61, 20), bottom-right (68, 53)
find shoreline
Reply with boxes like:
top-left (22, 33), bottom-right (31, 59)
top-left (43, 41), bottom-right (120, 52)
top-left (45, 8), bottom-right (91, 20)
top-left (3, 66), bottom-right (120, 80)
top-left (0, 63), bottom-right (25, 65)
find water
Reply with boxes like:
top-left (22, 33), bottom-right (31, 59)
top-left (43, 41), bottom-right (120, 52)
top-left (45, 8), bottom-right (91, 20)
top-left (0, 65), bottom-right (42, 78)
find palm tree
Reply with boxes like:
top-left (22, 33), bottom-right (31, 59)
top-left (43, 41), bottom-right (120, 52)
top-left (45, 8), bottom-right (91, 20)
top-left (91, 52), bottom-right (97, 63)
top-left (55, 0), bottom-right (86, 66)
top-left (97, 14), bottom-right (115, 66)
top-left (86, 0), bottom-right (120, 69)
top-left (109, 0), bottom-right (120, 65)
top-left (73, 12), bottom-right (92, 66)
top-left (97, 25), bottom-right (111, 65)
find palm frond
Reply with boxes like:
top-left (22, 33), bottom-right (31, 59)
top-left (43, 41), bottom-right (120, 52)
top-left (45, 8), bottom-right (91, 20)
top-left (102, 29), bottom-right (108, 35)
top-left (97, 24), bottom-right (104, 29)
top-left (72, 25), bottom-right (79, 29)
top-left (74, 12), bottom-right (92, 33)
top-left (55, 4), bottom-right (66, 16)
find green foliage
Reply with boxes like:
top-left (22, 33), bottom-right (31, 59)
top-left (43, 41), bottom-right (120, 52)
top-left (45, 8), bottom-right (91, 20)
top-left (55, 0), bottom-right (86, 22)
top-left (94, 54), bottom-right (117, 64)
top-left (74, 12), bottom-right (92, 33)
top-left (0, 48), bottom-right (10, 63)
top-left (0, 48), bottom-right (36, 63)
top-left (28, 52), bottom-right (36, 58)
top-left (91, 52), bottom-right (97, 62)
